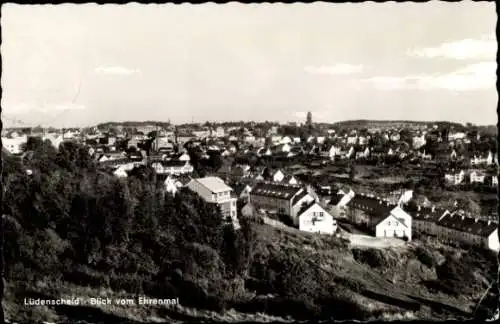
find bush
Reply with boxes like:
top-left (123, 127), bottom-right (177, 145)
top-left (436, 256), bottom-right (480, 295)
top-left (352, 248), bottom-right (394, 268)
top-left (415, 246), bottom-right (436, 268)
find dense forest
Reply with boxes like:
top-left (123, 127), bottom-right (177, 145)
top-left (1, 138), bottom-right (260, 318)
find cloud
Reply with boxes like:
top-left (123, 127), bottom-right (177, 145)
top-left (407, 37), bottom-right (497, 60)
top-left (94, 66), bottom-right (141, 75)
top-left (39, 102), bottom-right (86, 114)
top-left (2, 101), bottom-right (36, 114)
top-left (362, 61), bottom-right (496, 92)
top-left (304, 63), bottom-right (364, 75)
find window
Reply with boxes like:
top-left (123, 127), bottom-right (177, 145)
top-left (232, 201), bottom-right (236, 207)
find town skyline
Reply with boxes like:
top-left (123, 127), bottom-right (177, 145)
top-left (1, 2), bottom-right (497, 127)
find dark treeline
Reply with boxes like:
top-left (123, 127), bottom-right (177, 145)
top-left (2, 138), bottom-right (258, 314)
top-left (1, 139), bottom-right (367, 321)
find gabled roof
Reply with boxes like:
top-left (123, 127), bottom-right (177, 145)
top-left (175, 174), bottom-right (193, 186)
top-left (193, 176), bottom-right (233, 193)
top-left (157, 160), bottom-right (189, 167)
top-left (251, 181), bottom-right (303, 200)
top-left (403, 204), bottom-right (447, 223)
top-left (232, 183), bottom-right (251, 196)
top-left (329, 193), bottom-right (344, 206)
top-left (346, 194), bottom-right (395, 216)
top-left (437, 214), bottom-right (498, 237)
top-left (291, 190), bottom-right (309, 206)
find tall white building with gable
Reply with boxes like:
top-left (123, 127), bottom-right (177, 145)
top-left (187, 176), bottom-right (238, 223)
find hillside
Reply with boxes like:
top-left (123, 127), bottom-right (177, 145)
top-left (1, 141), bottom-right (497, 322)
top-left (332, 120), bottom-right (466, 129)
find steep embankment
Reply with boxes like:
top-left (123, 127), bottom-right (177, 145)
top-left (4, 221), bottom-right (497, 322)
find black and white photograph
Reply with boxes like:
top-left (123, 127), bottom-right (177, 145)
top-left (0, 2), bottom-right (498, 323)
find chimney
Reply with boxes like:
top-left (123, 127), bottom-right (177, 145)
top-left (488, 220), bottom-right (491, 225)
top-left (431, 206), bottom-right (435, 212)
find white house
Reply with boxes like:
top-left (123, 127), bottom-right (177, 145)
top-left (178, 153), bottom-right (191, 161)
top-left (336, 189), bottom-right (355, 209)
top-left (485, 227), bottom-right (499, 251)
top-left (374, 206), bottom-right (412, 241)
top-left (358, 136), bottom-right (368, 146)
top-left (346, 146), bottom-right (355, 159)
top-left (152, 160), bottom-right (194, 176)
top-left (470, 170), bottom-right (486, 184)
top-left (328, 145), bottom-right (341, 160)
top-left (113, 164), bottom-right (134, 178)
top-left (347, 136), bottom-right (358, 145)
top-left (2, 136), bottom-right (27, 155)
top-left (297, 202), bottom-right (337, 235)
top-left (449, 132), bottom-right (466, 140)
top-left (444, 170), bottom-right (466, 185)
top-left (397, 190), bottom-right (414, 206)
top-left (284, 175), bottom-right (299, 185)
top-left (271, 135), bottom-right (282, 144)
top-left (164, 176), bottom-right (179, 196)
top-left (487, 151), bottom-right (497, 165)
top-left (272, 170), bottom-right (285, 182)
top-left (187, 176), bottom-right (238, 223)
top-left (412, 134), bottom-right (426, 149)
top-left (291, 191), bottom-right (315, 221)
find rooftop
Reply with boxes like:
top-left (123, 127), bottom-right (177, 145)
top-left (437, 214), bottom-right (498, 237)
top-left (195, 176), bottom-right (233, 193)
top-left (251, 181), bottom-right (303, 200)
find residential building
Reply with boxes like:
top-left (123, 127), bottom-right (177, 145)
top-left (492, 175), bottom-right (498, 187)
top-left (2, 136), bottom-right (27, 155)
top-left (437, 214), bottom-right (499, 251)
top-left (272, 170), bottom-right (285, 182)
top-left (296, 201), bottom-right (337, 235)
top-left (470, 170), bottom-right (486, 184)
top-left (290, 191), bottom-right (315, 221)
top-left (187, 176), bottom-right (238, 222)
top-left (164, 175), bottom-right (179, 196)
top-left (444, 170), bottom-right (466, 185)
top-left (232, 183), bottom-right (253, 201)
top-left (152, 160), bottom-right (194, 176)
top-left (403, 205), bottom-right (448, 236)
top-left (249, 181), bottom-right (304, 216)
top-left (345, 194), bottom-right (412, 241)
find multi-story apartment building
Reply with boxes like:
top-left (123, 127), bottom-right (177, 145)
top-left (187, 176), bottom-right (237, 222)
top-left (249, 181), bottom-right (304, 216)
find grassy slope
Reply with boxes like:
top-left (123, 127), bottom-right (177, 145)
top-left (5, 222), bottom-right (495, 322)
top-left (250, 223), bottom-right (491, 320)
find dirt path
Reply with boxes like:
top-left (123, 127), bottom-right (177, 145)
top-left (344, 233), bottom-right (407, 249)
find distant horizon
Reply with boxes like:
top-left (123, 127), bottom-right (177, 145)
top-left (3, 117), bottom-right (497, 130)
top-left (2, 3), bottom-right (497, 127)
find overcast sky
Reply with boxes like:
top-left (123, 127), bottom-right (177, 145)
top-left (1, 2), bottom-right (497, 127)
